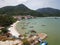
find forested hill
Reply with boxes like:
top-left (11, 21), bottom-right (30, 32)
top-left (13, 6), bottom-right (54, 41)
top-left (0, 4), bottom-right (60, 17)
top-left (36, 7), bottom-right (60, 17)
top-left (0, 4), bottom-right (43, 17)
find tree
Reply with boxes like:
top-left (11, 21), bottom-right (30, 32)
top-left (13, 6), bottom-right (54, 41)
top-left (1, 28), bottom-right (9, 34)
top-left (0, 15), bottom-right (17, 27)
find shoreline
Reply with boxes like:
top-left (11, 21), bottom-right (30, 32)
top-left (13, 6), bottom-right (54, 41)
top-left (8, 20), bottom-right (20, 37)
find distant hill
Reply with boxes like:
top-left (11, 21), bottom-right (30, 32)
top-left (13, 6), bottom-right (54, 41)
top-left (0, 4), bottom-right (60, 17)
top-left (0, 4), bottom-right (43, 17)
top-left (36, 7), bottom-right (60, 16)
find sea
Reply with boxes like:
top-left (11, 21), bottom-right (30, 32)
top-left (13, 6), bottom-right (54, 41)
top-left (16, 17), bottom-right (60, 45)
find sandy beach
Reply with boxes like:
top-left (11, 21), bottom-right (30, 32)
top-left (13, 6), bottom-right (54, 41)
top-left (0, 40), bottom-right (23, 45)
top-left (8, 21), bottom-right (20, 37)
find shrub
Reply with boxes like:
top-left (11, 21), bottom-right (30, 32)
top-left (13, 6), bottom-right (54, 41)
top-left (22, 39), bottom-right (30, 45)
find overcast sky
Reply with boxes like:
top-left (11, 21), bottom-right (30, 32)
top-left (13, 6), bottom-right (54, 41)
top-left (0, 0), bottom-right (60, 10)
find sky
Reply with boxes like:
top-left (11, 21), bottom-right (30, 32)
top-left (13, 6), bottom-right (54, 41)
top-left (0, 0), bottom-right (60, 10)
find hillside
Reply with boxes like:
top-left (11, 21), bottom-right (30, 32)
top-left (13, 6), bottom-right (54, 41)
top-left (0, 4), bottom-right (60, 17)
top-left (36, 7), bottom-right (60, 16)
top-left (0, 4), bottom-right (43, 17)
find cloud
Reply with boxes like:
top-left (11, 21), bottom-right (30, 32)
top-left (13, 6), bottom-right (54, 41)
top-left (0, 0), bottom-right (60, 10)
top-left (18, 0), bottom-right (28, 2)
top-left (24, 0), bottom-right (60, 10)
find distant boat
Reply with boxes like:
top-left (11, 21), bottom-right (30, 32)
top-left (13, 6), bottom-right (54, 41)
top-left (25, 32), bottom-right (29, 34)
top-left (30, 30), bottom-right (37, 33)
top-left (55, 17), bottom-right (58, 19)
top-left (42, 25), bottom-right (46, 26)
top-left (21, 27), bottom-right (26, 29)
top-left (29, 26), bottom-right (34, 28)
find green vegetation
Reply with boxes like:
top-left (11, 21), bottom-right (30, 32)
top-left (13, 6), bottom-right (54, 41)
top-left (36, 8), bottom-right (60, 17)
top-left (0, 28), bottom-right (9, 34)
top-left (28, 10), bottom-right (43, 17)
top-left (0, 4), bottom-right (60, 17)
top-left (0, 15), bottom-right (16, 27)
top-left (0, 4), bottom-right (43, 17)
top-left (37, 43), bottom-right (40, 45)
top-left (0, 15), bottom-right (16, 35)
top-left (22, 39), bottom-right (30, 45)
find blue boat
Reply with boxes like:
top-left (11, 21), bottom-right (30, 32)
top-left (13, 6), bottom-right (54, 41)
top-left (40, 41), bottom-right (48, 45)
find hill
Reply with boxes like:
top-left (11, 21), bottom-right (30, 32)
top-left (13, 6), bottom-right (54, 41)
top-left (0, 4), bottom-right (43, 17)
top-left (36, 7), bottom-right (60, 16)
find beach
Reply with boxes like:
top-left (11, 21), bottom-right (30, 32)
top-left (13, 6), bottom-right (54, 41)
top-left (0, 40), bottom-right (23, 45)
top-left (8, 21), bottom-right (20, 37)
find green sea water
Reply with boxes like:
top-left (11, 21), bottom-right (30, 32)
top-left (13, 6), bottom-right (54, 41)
top-left (16, 17), bottom-right (60, 45)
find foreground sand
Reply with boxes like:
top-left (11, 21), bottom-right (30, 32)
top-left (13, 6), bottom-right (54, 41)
top-left (0, 40), bottom-right (23, 45)
top-left (8, 21), bottom-right (20, 37)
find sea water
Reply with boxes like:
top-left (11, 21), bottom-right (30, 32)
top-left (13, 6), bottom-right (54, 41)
top-left (16, 17), bottom-right (60, 45)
